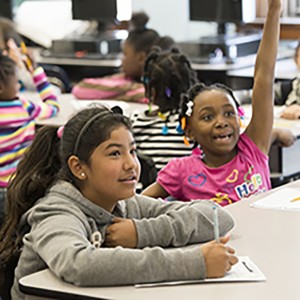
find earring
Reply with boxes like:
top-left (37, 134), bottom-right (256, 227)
top-left (81, 172), bottom-right (85, 177)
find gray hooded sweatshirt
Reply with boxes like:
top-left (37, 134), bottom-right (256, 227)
top-left (12, 181), bottom-right (234, 299)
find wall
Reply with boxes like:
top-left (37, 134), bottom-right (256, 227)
top-left (131, 0), bottom-right (218, 42)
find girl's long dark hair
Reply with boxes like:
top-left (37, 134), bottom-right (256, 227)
top-left (0, 126), bottom-right (60, 261)
top-left (0, 106), bottom-right (132, 263)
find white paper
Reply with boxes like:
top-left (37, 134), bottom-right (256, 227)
top-left (135, 256), bottom-right (265, 288)
top-left (251, 187), bottom-right (300, 211)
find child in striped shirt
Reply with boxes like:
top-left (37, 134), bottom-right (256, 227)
top-left (131, 47), bottom-right (198, 171)
top-left (0, 53), bottom-right (60, 226)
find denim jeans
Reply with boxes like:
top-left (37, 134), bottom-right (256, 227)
top-left (0, 188), bottom-right (7, 228)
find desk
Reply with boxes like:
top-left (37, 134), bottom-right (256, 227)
top-left (34, 49), bottom-right (122, 82)
top-left (19, 179), bottom-right (300, 300)
top-left (22, 92), bottom-right (148, 127)
top-left (191, 54), bottom-right (257, 85)
top-left (227, 57), bottom-right (298, 89)
top-left (185, 40), bottom-right (295, 87)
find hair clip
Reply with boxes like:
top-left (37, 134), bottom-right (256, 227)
top-left (148, 102), bottom-right (152, 113)
top-left (165, 87), bottom-right (171, 98)
top-left (183, 136), bottom-right (190, 146)
top-left (176, 123), bottom-right (184, 134)
top-left (181, 117), bottom-right (187, 130)
top-left (158, 112), bottom-right (167, 121)
top-left (162, 124), bottom-right (169, 135)
top-left (237, 106), bottom-right (245, 118)
top-left (186, 101), bottom-right (194, 117)
top-left (57, 126), bottom-right (64, 138)
top-left (143, 76), bottom-right (149, 84)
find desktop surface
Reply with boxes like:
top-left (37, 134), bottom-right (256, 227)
top-left (19, 179), bottom-right (300, 300)
top-left (40, 49), bottom-right (122, 61)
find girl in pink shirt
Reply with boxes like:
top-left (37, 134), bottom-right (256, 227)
top-left (143, 0), bottom-right (282, 206)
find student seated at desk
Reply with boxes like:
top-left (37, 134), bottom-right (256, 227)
top-left (72, 12), bottom-right (175, 103)
top-left (0, 17), bottom-right (69, 94)
top-left (132, 47), bottom-right (198, 171)
top-left (143, 0), bottom-right (282, 206)
top-left (236, 41), bottom-right (300, 120)
top-left (132, 44), bottom-right (294, 179)
top-left (0, 53), bottom-right (59, 229)
top-left (274, 41), bottom-right (300, 119)
top-left (0, 106), bottom-right (237, 300)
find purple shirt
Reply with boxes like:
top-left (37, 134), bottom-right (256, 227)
top-left (157, 133), bottom-right (271, 206)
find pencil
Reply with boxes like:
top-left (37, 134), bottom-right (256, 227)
top-left (213, 205), bottom-right (220, 243)
top-left (20, 41), bottom-right (27, 54)
top-left (20, 41), bottom-right (33, 71)
top-left (290, 197), bottom-right (300, 202)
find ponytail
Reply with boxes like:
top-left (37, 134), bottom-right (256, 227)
top-left (0, 106), bottom-right (131, 263)
top-left (0, 126), bottom-right (60, 262)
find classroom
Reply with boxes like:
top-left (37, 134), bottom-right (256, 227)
top-left (1, 1), bottom-right (300, 300)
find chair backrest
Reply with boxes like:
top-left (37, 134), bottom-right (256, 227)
top-left (0, 249), bottom-right (21, 300)
top-left (137, 153), bottom-right (157, 191)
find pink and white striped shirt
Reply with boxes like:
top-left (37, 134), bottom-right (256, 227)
top-left (0, 67), bottom-right (60, 187)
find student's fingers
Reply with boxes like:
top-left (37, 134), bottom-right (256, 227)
top-left (281, 106), bottom-right (300, 120)
top-left (229, 254), bottom-right (239, 266)
top-left (111, 217), bottom-right (123, 223)
top-left (219, 235), bottom-right (230, 244)
top-left (226, 246), bottom-right (235, 255)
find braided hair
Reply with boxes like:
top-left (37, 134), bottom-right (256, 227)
top-left (143, 47), bottom-right (198, 113)
top-left (179, 83), bottom-right (242, 147)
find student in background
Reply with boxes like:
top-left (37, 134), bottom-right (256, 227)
top-left (0, 106), bottom-right (237, 299)
top-left (0, 53), bottom-right (60, 228)
top-left (0, 16), bottom-right (69, 93)
top-left (132, 47), bottom-right (198, 171)
top-left (0, 16), bottom-right (34, 91)
top-left (72, 12), bottom-right (175, 102)
top-left (236, 41), bottom-right (300, 120)
top-left (143, 0), bottom-right (282, 206)
top-left (132, 46), bottom-right (294, 175)
top-left (274, 41), bottom-right (300, 119)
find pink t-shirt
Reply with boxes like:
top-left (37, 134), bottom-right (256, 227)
top-left (157, 133), bottom-right (271, 206)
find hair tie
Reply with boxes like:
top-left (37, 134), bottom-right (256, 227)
top-left (165, 87), bottom-right (171, 98)
top-left (158, 112), bottom-right (167, 121)
top-left (181, 117), bottom-right (187, 130)
top-left (111, 106), bottom-right (123, 115)
top-left (143, 76), bottom-right (149, 84)
top-left (183, 136), bottom-right (190, 146)
top-left (57, 126), bottom-right (64, 138)
top-left (237, 106), bottom-right (245, 118)
top-left (176, 123), bottom-right (184, 134)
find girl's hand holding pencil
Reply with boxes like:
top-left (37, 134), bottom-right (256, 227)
top-left (201, 235), bottom-right (238, 278)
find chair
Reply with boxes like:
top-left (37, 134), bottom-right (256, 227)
top-left (137, 153), bottom-right (157, 193)
top-left (0, 249), bottom-right (21, 300)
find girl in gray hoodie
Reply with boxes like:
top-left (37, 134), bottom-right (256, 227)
top-left (0, 106), bottom-right (237, 300)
